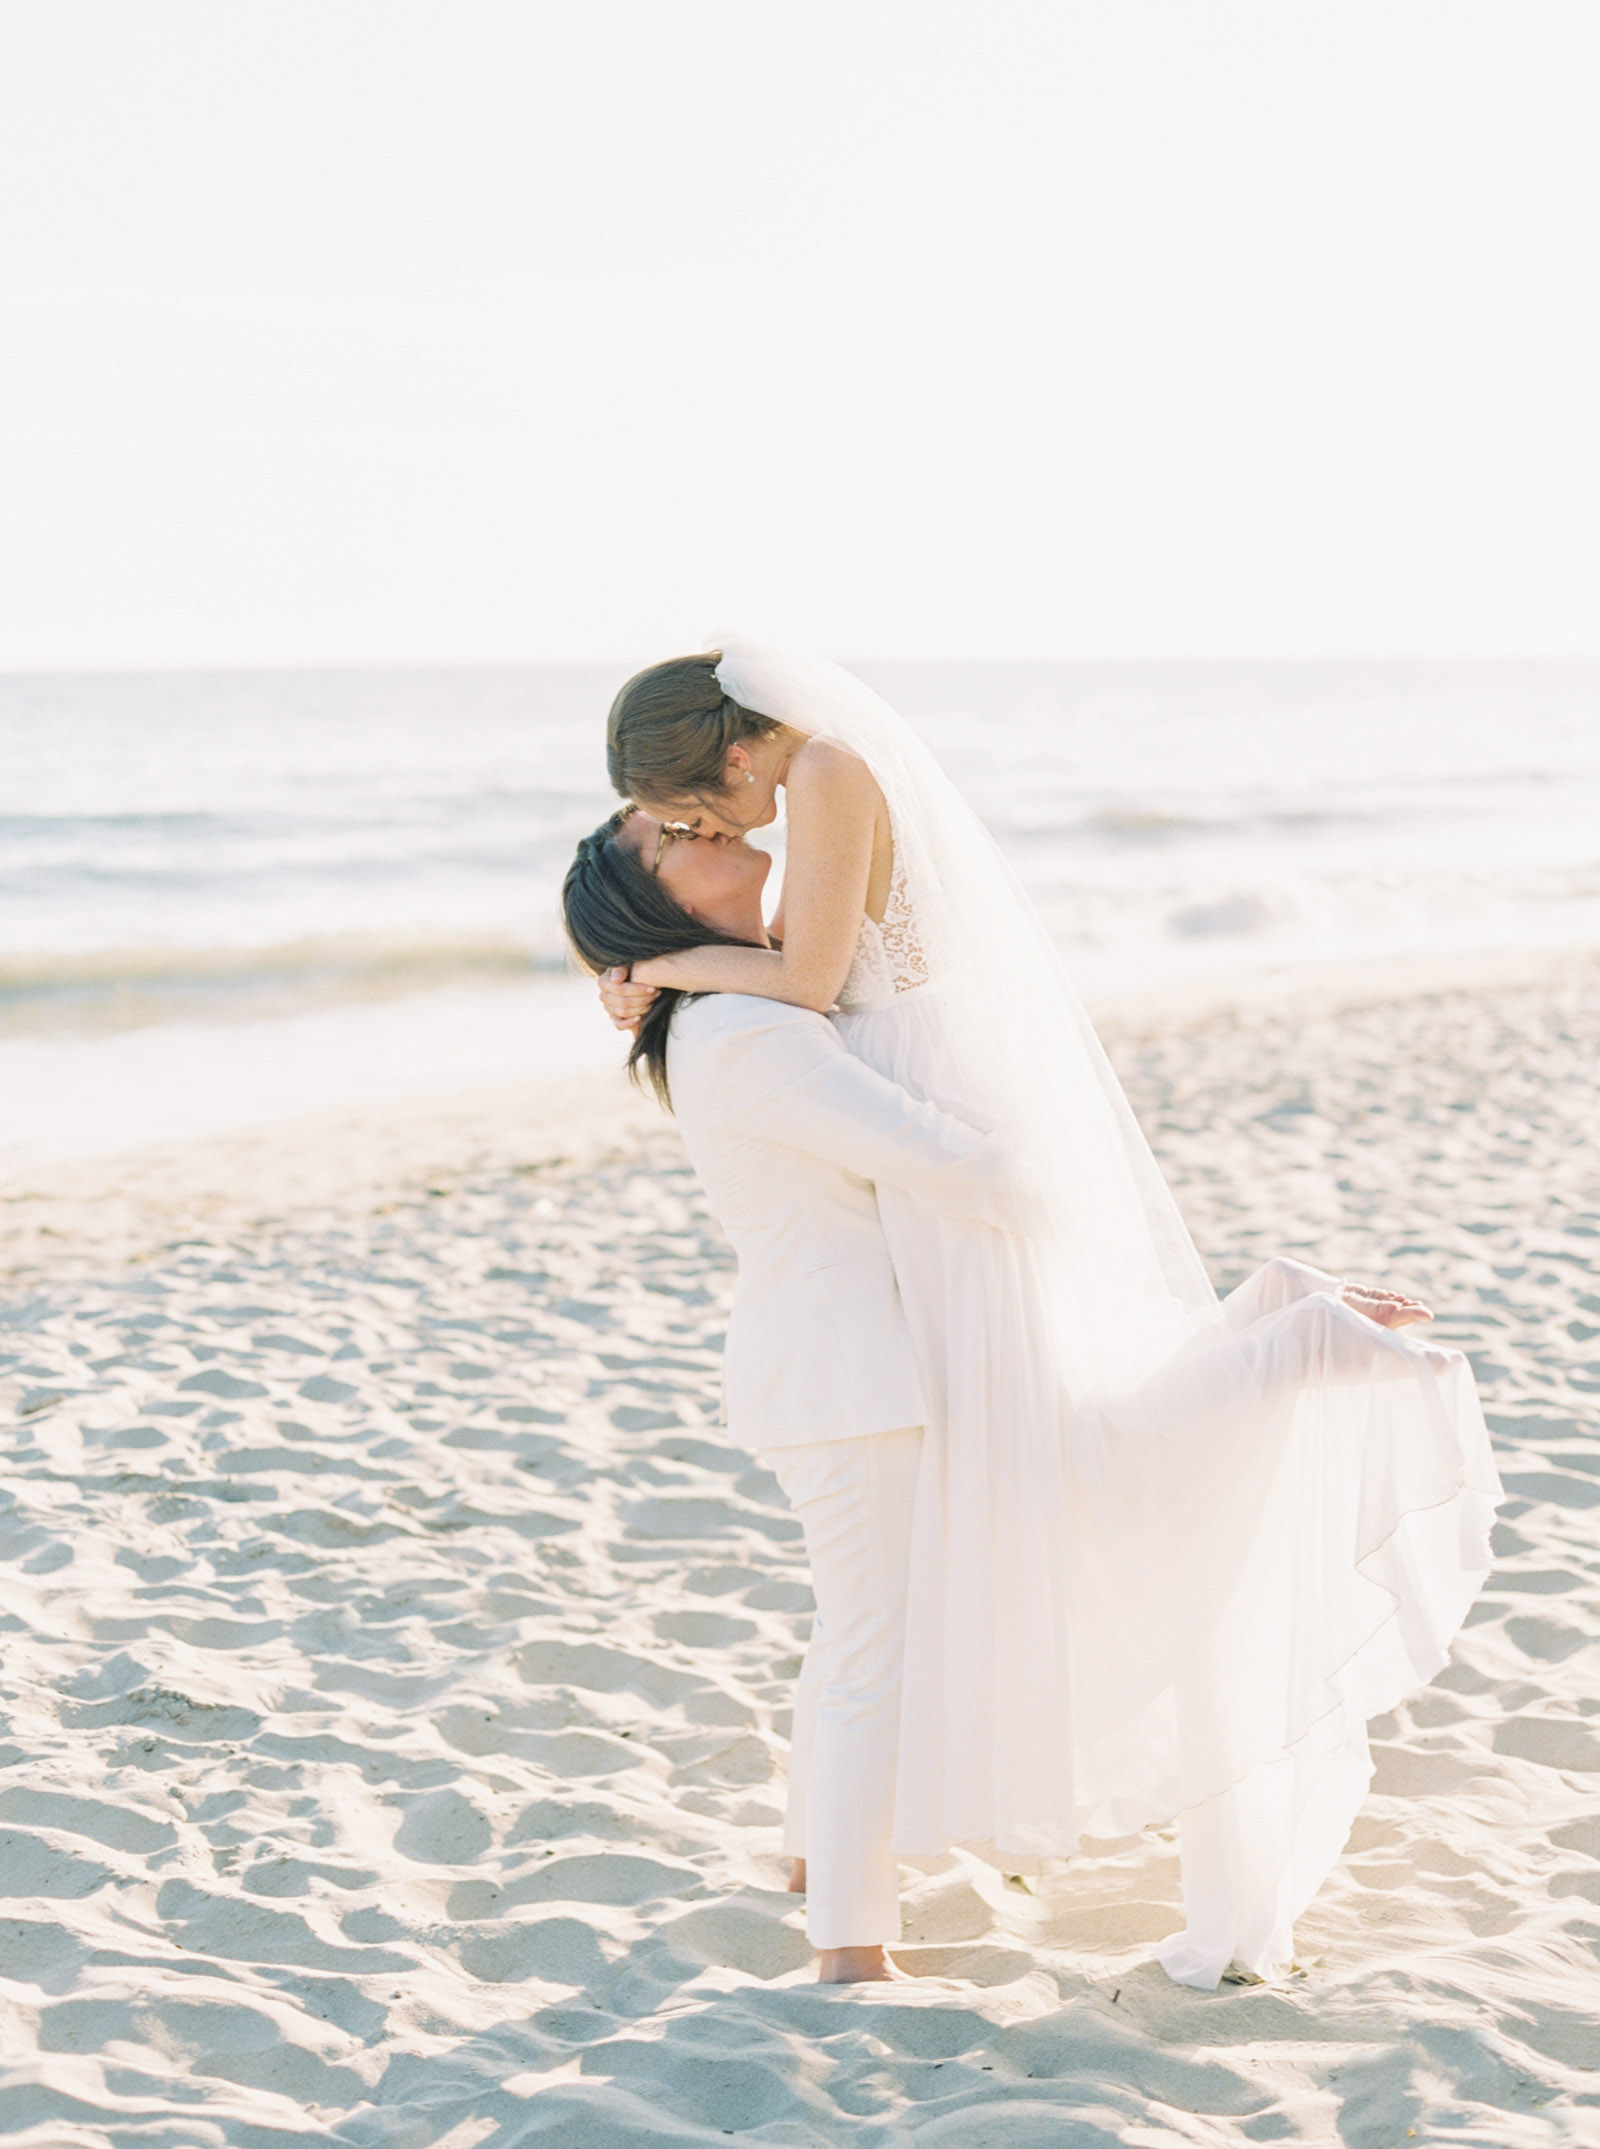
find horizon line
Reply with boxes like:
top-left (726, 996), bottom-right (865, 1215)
top-left (4, 650), bottom-right (1600, 680)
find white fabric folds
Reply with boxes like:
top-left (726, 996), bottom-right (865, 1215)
top-left (713, 644), bottom-right (1502, 1986)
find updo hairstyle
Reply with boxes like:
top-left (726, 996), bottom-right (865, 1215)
top-left (606, 652), bottom-right (781, 809)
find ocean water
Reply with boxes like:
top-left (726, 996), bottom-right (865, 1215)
top-left (4, 660), bottom-right (1599, 1160)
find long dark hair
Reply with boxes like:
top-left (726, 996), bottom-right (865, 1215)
top-left (561, 809), bottom-right (758, 1108)
top-left (606, 651), bottom-right (781, 809)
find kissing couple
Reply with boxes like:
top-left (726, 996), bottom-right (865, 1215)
top-left (561, 644), bottom-right (1501, 1988)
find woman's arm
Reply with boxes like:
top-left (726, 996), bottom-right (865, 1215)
top-left (631, 741), bottom-right (879, 1013)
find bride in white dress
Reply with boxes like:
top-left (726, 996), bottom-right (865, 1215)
top-left (599, 644), bottom-right (1502, 1988)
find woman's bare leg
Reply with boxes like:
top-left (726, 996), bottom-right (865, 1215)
top-left (788, 1858), bottom-right (806, 1893)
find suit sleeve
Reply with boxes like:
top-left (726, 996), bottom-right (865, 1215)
top-left (714, 1009), bottom-right (1028, 1231)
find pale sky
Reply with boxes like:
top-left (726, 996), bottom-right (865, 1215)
top-left (2, 0), bottom-right (1597, 666)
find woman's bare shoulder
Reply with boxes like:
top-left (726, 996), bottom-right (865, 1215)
top-left (787, 734), bottom-right (882, 807)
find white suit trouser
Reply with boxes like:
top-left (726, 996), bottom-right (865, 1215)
top-left (759, 1426), bottom-right (923, 1950)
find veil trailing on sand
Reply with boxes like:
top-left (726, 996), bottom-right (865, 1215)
top-left (714, 641), bottom-right (1221, 1400)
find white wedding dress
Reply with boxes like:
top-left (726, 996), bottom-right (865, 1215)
top-left (716, 645), bottom-right (1502, 1988)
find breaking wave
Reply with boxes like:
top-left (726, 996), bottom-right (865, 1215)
top-left (0, 935), bottom-right (569, 1036)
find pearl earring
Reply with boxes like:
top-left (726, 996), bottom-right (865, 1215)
top-left (746, 772), bottom-right (755, 785)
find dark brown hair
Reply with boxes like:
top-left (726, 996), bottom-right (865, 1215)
top-left (606, 651), bottom-right (780, 809)
top-left (560, 809), bottom-right (760, 1107)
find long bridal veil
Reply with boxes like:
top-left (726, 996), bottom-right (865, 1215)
top-left (713, 643), bottom-right (1499, 1983)
top-left (715, 643), bottom-right (1220, 1395)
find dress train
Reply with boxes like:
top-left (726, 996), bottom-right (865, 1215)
top-left (840, 993), bottom-right (1499, 1987)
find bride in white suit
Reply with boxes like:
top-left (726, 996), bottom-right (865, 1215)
top-left (564, 804), bottom-right (1030, 1982)
top-left (590, 649), bottom-right (1503, 1990)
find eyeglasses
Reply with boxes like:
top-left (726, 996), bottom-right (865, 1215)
top-left (623, 805), bottom-right (699, 875)
top-left (653, 820), bottom-right (696, 873)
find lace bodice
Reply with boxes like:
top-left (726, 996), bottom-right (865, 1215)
top-left (837, 844), bottom-right (931, 1010)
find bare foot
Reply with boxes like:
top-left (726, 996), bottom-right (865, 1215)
top-left (816, 1944), bottom-right (907, 1983)
top-left (1343, 1282), bottom-right (1433, 1329)
top-left (787, 1858), bottom-right (807, 1894)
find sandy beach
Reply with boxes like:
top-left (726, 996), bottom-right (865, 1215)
top-left (3, 960), bottom-right (1598, 2146)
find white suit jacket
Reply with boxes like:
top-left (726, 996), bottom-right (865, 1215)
top-left (667, 992), bottom-right (1020, 1450)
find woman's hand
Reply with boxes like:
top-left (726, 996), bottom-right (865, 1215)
top-left (597, 965), bottom-right (659, 1035)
